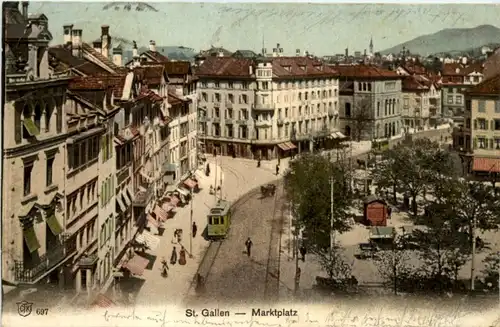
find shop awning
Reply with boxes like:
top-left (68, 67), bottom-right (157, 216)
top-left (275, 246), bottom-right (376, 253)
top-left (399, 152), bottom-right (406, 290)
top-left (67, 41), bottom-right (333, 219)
top-left (92, 294), bottom-right (115, 308)
top-left (116, 197), bottom-right (127, 212)
top-left (135, 231), bottom-right (160, 252)
top-left (147, 214), bottom-right (159, 228)
top-left (336, 132), bottom-right (346, 138)
top-left (165, 195), bottom-right (180, 207)
top-left (122, 192), bottom-right (131, 207)
top-left (23, 118), bottom-right (40, 137)
top-left (154, 205), bottom-right (168, 222)
top-left (126, 186), bottom-right (135, 201)
top-left (124, 255), bottom-right (150, 275)
top-left (183, 178), bottom-right (197, 189)
top-left (330, 132), bottom-right (339, 139)
top-left (286, 142), bottom-right (297, 150)
top-left (46, 213), bottom-right (63, 236)
top-left (23, 226), bottom-right (40, 253)
top-left (278, 143), bottom-right (290, 151)
top-left (176, 187), bottom-right (189, 197)
top-left (472, 157), bottom-right (500, 173)
top-left (369, 226), bottom-right (395, 239)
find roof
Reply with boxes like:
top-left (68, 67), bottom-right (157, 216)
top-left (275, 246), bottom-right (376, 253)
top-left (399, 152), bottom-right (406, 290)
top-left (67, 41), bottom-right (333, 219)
top-left (82, 43), bottom-right (127, 73)
top-left (143, 50), bottom-right (169, 63)
top-left (162, 61), bottom-right (191, 75)
top-left (167, 92), bottom-right (185, 106)
top-left (196, 57), bottom-right (254, 78)
top-left (441, 62), bottom-right (484, 76)
top-left (334, 64), bottom-right (400, 79)
top-left (370, 226), bottom-right (395, 237)
top-left (49, 46), bottom-right (110, 76)
top-left (472, 156), bottom-right (500, 173)
top-left (363, 195), bottom-right (386, 205)
top-left (200, 46), bottom-right (233, 57)
top-left (270, 57), bottom-right (338, 79)
top-left (402, 75), bottom-right (430, 92)
top-left (399, 61), bottom-right (428, 75)
top-left (465, 74), bottom-right (500, 96)
top-left (133, 65), bottom-right (166, 86)
top-left (69, 75), bottom-right (127, 98)
top-left (232, 50), bottom-right (258, 58)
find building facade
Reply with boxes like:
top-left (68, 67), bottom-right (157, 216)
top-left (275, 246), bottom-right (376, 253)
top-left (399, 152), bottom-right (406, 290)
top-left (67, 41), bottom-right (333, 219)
top-left (197, 55), bottom-right (340, 159)
top-left (453, 74), bottom-right (500, 177)
top-left (336, 65), bottom-right (403, 141)
top-left (401, 75), bottom-right (433, 130)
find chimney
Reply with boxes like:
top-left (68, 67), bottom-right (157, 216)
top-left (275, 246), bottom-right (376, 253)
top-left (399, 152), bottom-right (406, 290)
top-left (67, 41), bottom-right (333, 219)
top-left (132, 41), bottom-right (139, 58)
top-left (272, 48), bottom-right (278, 57)
top-left (112, 47), bottom-right (123, 66)
top-left (101, 25), bottom-right (110, 59)
top-left (63, 24), bottom-right (73, 47)
top-left (149, 40), bottom-right (156, 52)
top-left (249, 65), bottom-right (253, 75)
top-left (305, 51), bottom-right (309, 57)
top-left (71, 29), bottom-right (83, 58)
top-left (218, 51), bottom-right (224, 57)
top-left (345, 48), bottom-right (349, 58)
top-left (461, 57), bottom-right (467, 65)
top-left (93, 40), bottom-right (102, 54)
top-left (22, 2), bottom-right (29, 19)
top-left (262, 48), bottom-right (267, 56)
top-left (296, 49), bottom-right (300, 56)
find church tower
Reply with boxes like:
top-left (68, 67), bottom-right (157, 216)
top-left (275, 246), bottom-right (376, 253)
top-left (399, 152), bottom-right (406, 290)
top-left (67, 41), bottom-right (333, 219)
top-left (369, 36), bottom-right (374, 55)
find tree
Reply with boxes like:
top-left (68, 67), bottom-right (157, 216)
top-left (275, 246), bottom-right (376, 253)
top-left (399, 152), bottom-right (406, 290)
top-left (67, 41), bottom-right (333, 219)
top-left (284, 153), bottom-right (352, 252)
top-left (481, 252), bottom-right (499, 290)
top-left (375, 237), bottom-right (414, 295)
top-left (351, 98), bottom-right (373, 142)
top-left (372, 148), bottom-right (404, 204)
top-left (317, 245), bottom-right (353, 281)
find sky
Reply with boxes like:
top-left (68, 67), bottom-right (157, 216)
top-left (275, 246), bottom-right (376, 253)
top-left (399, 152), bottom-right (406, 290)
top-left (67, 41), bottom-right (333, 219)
top-left (29, 2), bottom-right (500, 56)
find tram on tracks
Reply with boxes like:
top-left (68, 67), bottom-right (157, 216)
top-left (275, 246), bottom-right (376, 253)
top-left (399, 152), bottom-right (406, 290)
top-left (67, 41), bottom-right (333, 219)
top-left (207, 199), bottom-right (232, 239)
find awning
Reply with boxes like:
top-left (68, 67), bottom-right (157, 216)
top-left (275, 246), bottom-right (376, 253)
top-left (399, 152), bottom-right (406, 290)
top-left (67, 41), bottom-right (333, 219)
top-left (67, 127), bottom-right (105, 144)
top-left (278, 143), bottom-right (290, 151)
top-left (183, 178), bottom-right (197, 189)
top-left (23, 226), bottom-right (40, 253)
top-left (92, 294), bottom-right (115, 308)
top-left (126, 187), bottom-right (135, 201)
top-left (336, 132), bottom-right (346, 138)
top-left (370, 226), bottom-right (395, 239)
top-left (330, 132), bottom-right (339, 139)
top-left (154, 205), bottom-right (168, 222)
top-left (472, 157), bottom-right (500, 173)
top-left (165, 195), bottom-right (180, 207)
top-left (122, 192), bottom-right (131, 207)
top-left (116, 197), bottom-right (126, 212)
top-left (23, 118), bottom-right (40, 136)
top-left (123, 255), bottom-right (150, 275)
top-left (286, 142), bottom-right (297, 150)
top-left (176, 187), bottom-right (189, 197)
top-left (135, 231), bottom-right (160, 252)
top-left (46, 213), bottom-right (63, 236)
top-left (147, 214), bottom-right (159, 228)
top-left (164, 163), bottom-right (177, 172)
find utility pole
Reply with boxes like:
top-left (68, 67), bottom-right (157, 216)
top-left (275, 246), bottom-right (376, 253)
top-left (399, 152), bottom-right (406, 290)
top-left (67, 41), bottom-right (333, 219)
top-left (214, 148), bottom-right (218, 202)
top-left (330, 176), bottom-right (335, 254)
top-left (471, 214), bottom-right (477, 291)
top-left (289, 201), bottom-right (293, 260)
top-left (219, 155), bottom-right (223, 199)
top-left (294, 228), bottom-right (299, 295)
top-left (189, 188), bottom-right (193, 258)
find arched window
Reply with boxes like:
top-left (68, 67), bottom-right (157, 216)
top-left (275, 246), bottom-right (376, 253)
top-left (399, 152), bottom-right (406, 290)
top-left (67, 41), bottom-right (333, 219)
top-left (367, 83), bottom-right (372, 92)
top-left (305, 92), bottom-right (308, 100)
top-left (298, 92), bottom-right (302, 100)
top-left (34, 103), bottom-right (42, 129)
top-left (385, 100), bottom-right (388, 115)
top-left (362, 83), bottom-right (367, 91)
top-left (345, 125), bottom-right (351, 136)
top-left (45, 100), bottom-right (54, 132)
top-left (358, 83), bottom-right (362, 91)
top-left (384, 123), bottom-right (388, 137)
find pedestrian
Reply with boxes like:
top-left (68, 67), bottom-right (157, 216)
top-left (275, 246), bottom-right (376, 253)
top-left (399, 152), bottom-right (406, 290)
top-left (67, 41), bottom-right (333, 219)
top-left (257, 158), bottom-right (261, 168)
top-left (276, 164), bottom-right (280, 175)
top-left (299, 245), bottom-right (307, 262)
top-left (170, 246), bottom-right (177, 265)
top-left (192, 222), bottom-right (198, 238)
top-left (387, 206), bottom-right (392, 218)
top-left (245, 237), bottom-right (253, 257)
top-left (179, 246), bottom-right (187, 265)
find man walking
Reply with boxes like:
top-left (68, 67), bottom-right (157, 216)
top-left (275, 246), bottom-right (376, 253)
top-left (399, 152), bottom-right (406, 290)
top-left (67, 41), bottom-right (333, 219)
top-left (192, 222), bottom-right (198, 238)
top-left (245, 237), bottom-right (253, 257)
top-left (276, 164), bottom-right (280, 176)
top-left (299, 245), bottom-right (307, 262)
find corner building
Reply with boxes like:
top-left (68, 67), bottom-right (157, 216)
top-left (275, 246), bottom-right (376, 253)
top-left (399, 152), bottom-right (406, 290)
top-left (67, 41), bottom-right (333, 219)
top-left (196, 56), bottom-right (340, 159)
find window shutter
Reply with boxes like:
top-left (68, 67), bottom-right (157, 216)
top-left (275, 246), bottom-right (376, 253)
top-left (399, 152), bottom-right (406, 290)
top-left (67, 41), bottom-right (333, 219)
top-left (473, 137), bottom-right (477, 149)
top-left (490, 139), bottom-right (494, 149)
top-left (473, 119), bottom-right (477, 129)
top-left (100, 183), bottom-right (104, 206)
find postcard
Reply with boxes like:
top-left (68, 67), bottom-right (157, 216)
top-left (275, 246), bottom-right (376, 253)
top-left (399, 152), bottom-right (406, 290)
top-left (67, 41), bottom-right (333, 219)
top-left (2, 1), bottom-right (500, 327)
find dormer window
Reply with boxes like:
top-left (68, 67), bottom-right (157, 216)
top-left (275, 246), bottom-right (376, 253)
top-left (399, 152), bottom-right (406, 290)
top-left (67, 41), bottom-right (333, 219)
top-left (283, 66), bottom-right (291, 72)
top-left (299, 65), bottom-right (306, 71)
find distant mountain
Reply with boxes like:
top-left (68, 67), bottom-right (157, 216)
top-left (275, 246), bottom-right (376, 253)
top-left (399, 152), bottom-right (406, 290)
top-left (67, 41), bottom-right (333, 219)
top-left (381, 25), bottom-right (500, 56)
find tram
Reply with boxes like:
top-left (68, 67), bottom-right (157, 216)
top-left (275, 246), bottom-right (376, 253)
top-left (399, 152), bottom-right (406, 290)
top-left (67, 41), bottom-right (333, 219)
top-left (207, 200), bottom-right (232, 239)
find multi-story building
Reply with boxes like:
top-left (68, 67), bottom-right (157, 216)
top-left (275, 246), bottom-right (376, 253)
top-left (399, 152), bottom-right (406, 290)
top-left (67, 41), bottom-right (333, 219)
top-left (2, 2), bottom-right (73, 291)
top-left (452, 74), bottom-right (500, 177)
top-left (335, 65), bottom-right (403, 141)
top-left (441, 59), bottom-right (484, 121)
top-left (197, 53), bottom-right (340, 159)
top-left (401, 75), bottom-right (434, 130)
top-left (483, 47), bottom-right (500, 81)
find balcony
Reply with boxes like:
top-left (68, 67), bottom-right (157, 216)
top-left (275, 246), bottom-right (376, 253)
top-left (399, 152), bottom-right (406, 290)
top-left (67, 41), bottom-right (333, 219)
top-left (314, 127), bottom-right (330, 137)
top-left (212, 117), bottom-right (221, 123)
top-left (236, 119), bottom-right (248, 125)
top-left (78, 253), bottom-right (98, 268)
top-left (117, 165), bottom-right (131, 186)
top-left (226, 101), bottom-right (233, 108)
top-left (14, 243), bottom-right (67, 283)
top-left (214, 101), bottom-right (221, 107)
top-left (67, 114), bottom-right (99, 134)
top-left (255, 120), bottom-right (272, 127)
top-left (277, 117), bottom-right (284, 125)
top-left (198, 116), bottom-right (208, 122)
top-left (253, 103), bottom-right (275, 111)
top-left (328, 109), bottom-right (339, 116)
top-left (133, 185), bottom-right (154, 207)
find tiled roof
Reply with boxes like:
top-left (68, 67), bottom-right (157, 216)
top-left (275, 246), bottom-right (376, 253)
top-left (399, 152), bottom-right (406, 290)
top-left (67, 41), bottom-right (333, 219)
top-left (442, 63), bottom-right (484, 76)
top-left (133, 65), bottom-right (165, 86)
top-left (466, 74), bottom-right (500, 96)
top-left (49, 47), bottom-right (110, 76)
top-left (402, 75), bottom-right (430, 92)
top-left (163, 61), bottom-right (191, 75)
top-left (472, 157), bottom-right (500, 173)
top-left (143, 50), bottom-right (169, 63)
top-left (270, 57), bottom-right (338, 79)
top-left (69, 75), bottom-right (127, 98)
top-left (135, 89), bottom-right (163, 103)
top-left (82, 43), bottom-right (128, 74)
top-left (196, 57), bottom-right (254, 77)
top-left (168, 92), bottom-right (184, 105)
top-left (334, 64), bottom-right (400, 79)
top-left (400, 62), bottom-right (428, 75)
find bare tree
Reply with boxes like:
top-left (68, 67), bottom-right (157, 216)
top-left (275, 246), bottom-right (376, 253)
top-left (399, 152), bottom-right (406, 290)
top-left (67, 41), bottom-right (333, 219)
top-left (375, 239), bottom-right (414, 295)
top-left (351, 97), bottom-right (372, 142)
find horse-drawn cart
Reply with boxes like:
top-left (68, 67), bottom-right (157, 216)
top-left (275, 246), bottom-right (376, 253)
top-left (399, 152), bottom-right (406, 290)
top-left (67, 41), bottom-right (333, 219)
top-left (261, 184), bottom-right (276, 197)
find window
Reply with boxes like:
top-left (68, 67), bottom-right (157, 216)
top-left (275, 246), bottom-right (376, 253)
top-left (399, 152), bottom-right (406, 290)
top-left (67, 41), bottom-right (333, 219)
top-left (228, 82), bottom-right (233, 89)
top-left (227, 125), bottom-right (233, 137)
top-left (214, 93), bottom-right (221, 102)
top-left (214, 108), bottom-right (220, 118)
top-left (494, 119), bottom-right (500, 131)
top-left (214, 81), bottom-right (220, 88)
top-left (478, 100), bottom-right (486, 112)
top-left (447, 96), bottom-right (453, 104)
top-left (367, 83), bottom-right (372, 92)
top-left (456, 96), bottom-right (462, 104)
top-left (241, 94), bottom-right (248, 104)
top-left (478, 137), bottom-right (487, 149)
top-left (202, 92), bottom-right (208, 101)
top-left (242, 82), bottom-right (248, 89)
top-left (46, 157), bottom-right (54, 187)
top-left (495, 138), bottom-right (500, 149)
top-left (496, 101), bottom-right (500, 113)
top-left (345, 103), bottom-right (351, 117)
top-left (228, 94), bottom-right (234, 103)
top-left (23, 164), bottom-right (33, 196)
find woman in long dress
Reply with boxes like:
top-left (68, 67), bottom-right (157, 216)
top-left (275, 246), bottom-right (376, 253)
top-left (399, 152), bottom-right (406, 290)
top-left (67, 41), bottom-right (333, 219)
top-left (170, 246), bottom-right (177, 265)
